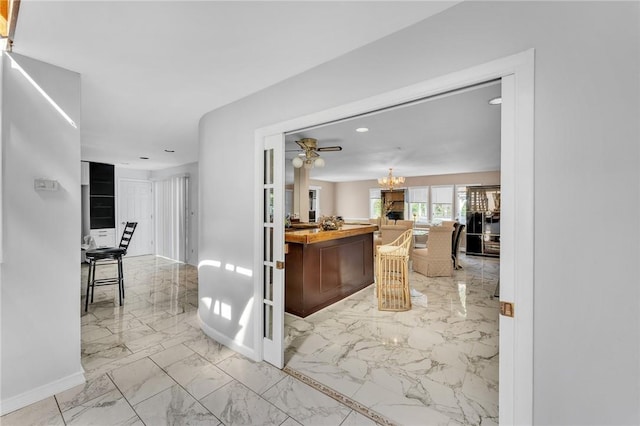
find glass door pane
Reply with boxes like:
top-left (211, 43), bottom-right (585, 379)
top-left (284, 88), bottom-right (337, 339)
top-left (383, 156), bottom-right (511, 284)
top-left (261, 134), bottom-right (284, 368)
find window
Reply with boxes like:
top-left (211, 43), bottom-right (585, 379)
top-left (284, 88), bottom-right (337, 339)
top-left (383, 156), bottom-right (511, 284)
top-left (431, 185), bottom-right (454, 222)
top-left (456, 185), bottom-right (468, 225)
top-left (407, 187), bottom-right (429, 223)
top-left (369, 188), bottom-right (381, 218)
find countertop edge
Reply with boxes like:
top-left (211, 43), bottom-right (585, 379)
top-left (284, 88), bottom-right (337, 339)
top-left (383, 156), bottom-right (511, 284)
top-left (285, 224), bottom-right (377, 244)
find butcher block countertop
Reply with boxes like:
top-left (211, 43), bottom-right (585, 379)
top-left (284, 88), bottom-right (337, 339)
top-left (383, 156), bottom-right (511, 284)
top-left (284, 224), bottom-right (377, 245)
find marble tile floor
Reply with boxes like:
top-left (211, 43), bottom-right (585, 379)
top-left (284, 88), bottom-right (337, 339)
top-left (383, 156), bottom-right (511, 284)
top-left (2, 253), bottom-right (499, 426)
top-left (284, 254), bottom-right (500, 426)
top-left (1, 256), bottom-right (378, 426)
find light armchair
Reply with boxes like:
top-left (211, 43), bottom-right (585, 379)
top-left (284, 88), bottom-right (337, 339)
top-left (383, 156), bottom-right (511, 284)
top-left (412, 225), bottom-right (453, 277)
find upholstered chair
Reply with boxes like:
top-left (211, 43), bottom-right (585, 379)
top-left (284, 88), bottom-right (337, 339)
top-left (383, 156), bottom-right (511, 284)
top-left (371, 217), bottom-right (383, 250)
top-left (412, 225), bottom-right (453, 277)
top-left (441, 220), bottom-right (457, 229)
top-left (394, 219), bottom-right (415, 229)
top-left (380, 224), bottom-right (411, 245)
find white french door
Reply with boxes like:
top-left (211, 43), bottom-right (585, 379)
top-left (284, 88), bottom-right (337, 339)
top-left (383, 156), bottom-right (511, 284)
top-left (261, 133), bottom-right (285, 368)
top-left (117, 179), bottom-right (153, 256)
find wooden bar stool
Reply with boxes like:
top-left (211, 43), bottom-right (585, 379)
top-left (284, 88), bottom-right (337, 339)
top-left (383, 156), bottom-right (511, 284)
top-left (84, 222), bottom-right (137, 312)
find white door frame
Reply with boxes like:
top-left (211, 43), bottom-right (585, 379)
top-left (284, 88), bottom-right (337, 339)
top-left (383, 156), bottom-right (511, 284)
top-left (254, 49), bottom-right (534, 425)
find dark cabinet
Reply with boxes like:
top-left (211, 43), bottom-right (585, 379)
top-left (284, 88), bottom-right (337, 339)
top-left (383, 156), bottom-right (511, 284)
top-left (89, 162), bottom-right (115, 229)
top-left (381, 190), bottom-right (405, 220)
top-left (466, 185), bottom-right (500, 257)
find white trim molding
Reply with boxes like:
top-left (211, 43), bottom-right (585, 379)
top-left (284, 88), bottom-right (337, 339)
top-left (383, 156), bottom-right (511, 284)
top-left (0, 370), bottom-right (85, 416)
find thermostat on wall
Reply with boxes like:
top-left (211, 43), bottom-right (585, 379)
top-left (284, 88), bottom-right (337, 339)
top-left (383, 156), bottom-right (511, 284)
top-left (34, 178), bottom-right (59, 191)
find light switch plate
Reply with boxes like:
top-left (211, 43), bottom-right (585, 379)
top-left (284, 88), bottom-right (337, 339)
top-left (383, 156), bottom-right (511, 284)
top-left (34, 178), bottom-right (59, 191)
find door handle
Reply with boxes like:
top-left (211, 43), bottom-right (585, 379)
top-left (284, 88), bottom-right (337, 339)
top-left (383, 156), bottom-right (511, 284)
top-left (276, 261), bottom-right (285, 270)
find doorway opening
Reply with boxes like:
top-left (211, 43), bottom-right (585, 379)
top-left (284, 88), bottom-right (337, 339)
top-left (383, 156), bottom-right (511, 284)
top-left (282, 80), bottom-right (501, 425)
top-left (256, 50), bottom-right (534, 425)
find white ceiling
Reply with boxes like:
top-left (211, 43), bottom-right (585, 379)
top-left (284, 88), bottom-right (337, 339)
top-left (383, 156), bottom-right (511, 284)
top-left (12, 0), bottom-right (460, 170)
top-left (285, 81), bottom-right (502, 183)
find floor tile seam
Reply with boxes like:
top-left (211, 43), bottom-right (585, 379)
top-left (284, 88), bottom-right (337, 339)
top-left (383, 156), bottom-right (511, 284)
top-left (101, 372), bottom-right (146, 425)
top-left (83, 343), bottom-right (168, 378)
top-left (111, 357), bottom-right (201, 421)
top-left (282, 366), bottom-right (397, 426)
top-left (145, 352), bottom-right (226, 424)
top-left (51, 394), bottom-right (68, 425)
top-left (166, 349), bottom-right (234, 387)
top-left (211, 360), bottom-right (290, 400)
top-left (199, 375), bottom-right (291, 423)
top-left (58, 376), bottom-right (141, 425)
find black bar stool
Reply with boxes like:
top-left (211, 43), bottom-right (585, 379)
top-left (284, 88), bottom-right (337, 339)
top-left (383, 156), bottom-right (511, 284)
top-left (85, 222), bottom-right (137, 312)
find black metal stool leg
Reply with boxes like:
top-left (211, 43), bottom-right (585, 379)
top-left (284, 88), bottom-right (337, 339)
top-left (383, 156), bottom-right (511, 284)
top-left (120, 257), bottom-right (125, 300)
top-left (117, 257), bottom-right (123, 306)
top-left (85, 259), bottom-right (93, 312)
top-left (90, 260), bottom-right (96, 304)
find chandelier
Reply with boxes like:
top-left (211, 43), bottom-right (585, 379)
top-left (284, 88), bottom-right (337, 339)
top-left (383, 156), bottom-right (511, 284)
top-left (378, 168), bottom-right (405, 191)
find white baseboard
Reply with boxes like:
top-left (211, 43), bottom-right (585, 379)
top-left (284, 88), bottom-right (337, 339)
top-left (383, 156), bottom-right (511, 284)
top-left (0, 370), bottom-right (86, 416)
top-left (197, 312), bottom-right (259, 362)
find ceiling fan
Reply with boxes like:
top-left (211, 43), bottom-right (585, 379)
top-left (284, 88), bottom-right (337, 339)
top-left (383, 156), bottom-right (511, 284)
top-left (288, 138), bottom-right (342, 169)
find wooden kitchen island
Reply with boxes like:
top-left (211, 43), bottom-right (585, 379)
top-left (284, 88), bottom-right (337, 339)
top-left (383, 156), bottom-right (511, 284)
top-left (284, 224), bottom-right (377, 317)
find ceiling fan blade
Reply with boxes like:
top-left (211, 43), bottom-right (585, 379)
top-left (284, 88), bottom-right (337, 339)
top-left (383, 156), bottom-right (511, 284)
top-left (295, 140), bottom-right (308, 150)
top-left (317, 146), bottom-right (342, 152)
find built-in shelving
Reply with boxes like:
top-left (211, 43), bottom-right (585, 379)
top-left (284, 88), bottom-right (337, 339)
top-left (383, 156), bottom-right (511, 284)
top-left (466, 185), bottom-right (500, 257)
top-left (89, 162), bottom-right (115, 230)
top-left (381, 189), bottom-right (405, 220)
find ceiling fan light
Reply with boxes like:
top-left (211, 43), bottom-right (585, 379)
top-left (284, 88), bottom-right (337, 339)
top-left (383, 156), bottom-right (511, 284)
top-left (292, 157), bottom-right (303, 168)
top-left (314, 157), bottom-right (325, 168)
top-left (303, 160), bottom-right (314, 170)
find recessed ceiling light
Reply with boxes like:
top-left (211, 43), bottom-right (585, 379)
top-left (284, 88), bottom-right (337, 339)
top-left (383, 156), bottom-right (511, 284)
top-left (164, 149), bottom-right (175, 153)
top-left (356, 127), bottom-right (369, 133)
top-left (488, 97), bottom-right (502, 105)
top-left (139, 156), bottom-right (149, 160)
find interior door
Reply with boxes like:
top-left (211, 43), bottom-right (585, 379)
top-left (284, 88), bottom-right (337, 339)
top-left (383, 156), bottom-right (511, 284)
top-left (262, 133), bottom-right (285, 368)
top-left (117, 179), bottom-right (153, 256)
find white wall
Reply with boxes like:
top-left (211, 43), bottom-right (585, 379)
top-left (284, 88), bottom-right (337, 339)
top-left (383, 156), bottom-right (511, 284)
top-left (309, 179), bottom-right (335, 218)
top-left (198, 2), bottom-right (639, 424)
top-left (1, 53), bottom-right (84, 414)
top-left (150, 162), bottom-right (199, 265)
top-left (115, 167), bottom-right (151, 182)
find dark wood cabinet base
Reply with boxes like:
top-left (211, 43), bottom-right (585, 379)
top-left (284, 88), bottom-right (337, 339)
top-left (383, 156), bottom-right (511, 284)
top-left (285, 232), bottom-right (374, 317)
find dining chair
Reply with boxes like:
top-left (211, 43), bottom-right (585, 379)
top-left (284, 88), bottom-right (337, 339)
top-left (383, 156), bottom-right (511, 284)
top-left (376, 229), bottom-right (413, 311)
top-left (84, 222), bottom-right (137, 312)
top-left (452, 223), bottom-right (465, 269)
